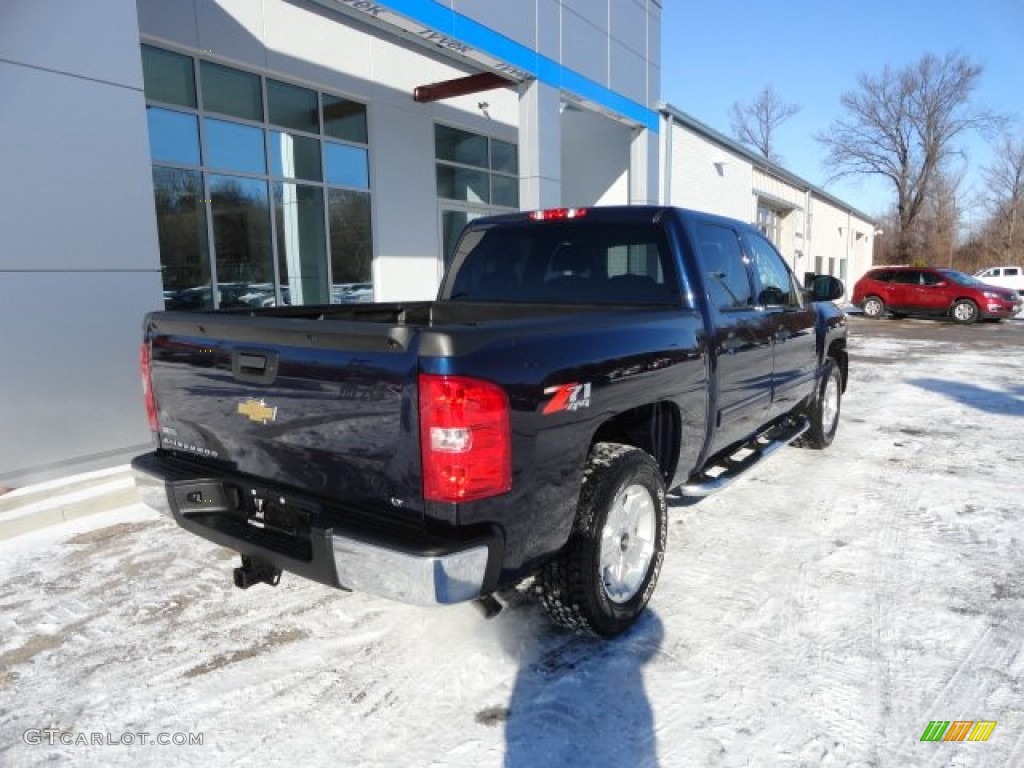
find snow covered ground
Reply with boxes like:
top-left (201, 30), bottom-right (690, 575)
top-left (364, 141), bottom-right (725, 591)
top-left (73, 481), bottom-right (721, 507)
top-left (2, 319), bottom-right (1023, 767)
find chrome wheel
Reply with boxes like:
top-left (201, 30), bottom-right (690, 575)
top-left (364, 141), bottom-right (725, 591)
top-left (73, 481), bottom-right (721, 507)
top-left (952, 300), bottom-right (978, 324)
top-left (599, 483), bottom-right (656, 604)
top-left (822, 368), bottom-right (840, 434)
top-left (862, 296), bottom-right (884, 318)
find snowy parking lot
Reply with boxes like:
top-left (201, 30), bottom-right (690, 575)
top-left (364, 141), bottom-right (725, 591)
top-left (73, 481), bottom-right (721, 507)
top-left (2, 317), bottom-right (1023, 767)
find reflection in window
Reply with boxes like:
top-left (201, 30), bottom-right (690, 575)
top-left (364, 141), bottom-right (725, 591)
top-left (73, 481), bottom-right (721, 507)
top-left (204, 118), bottom-right (266, 174)
top-left (742, 231), bottom-right (799, 306)
top-left (325, 142), bottom-right (369, 188)
top-left (435, 125), bottom-right (488, 167)
top-left (696, 223), bottom-right (753, 310)
top-left (490, 140), bottom-right (518, 174)
top-left (147, 108), bottom-right (200, 166)
top-left (200, 61), bottom-right (263, 121)
top-left (152, 167), bottom-right (210, 309)
top-left (269, 131), bottom-right (321, 181)
top-left (267, 79), bottom-right (319, 133)
top-left (209, 175), bottom-right (273, 306)
top-left (142, 46), bottom-right (196, 108)
top-left (328, 189), bottom-right (372, 302)
top-left (274, 184), bottom-right (327, 306)
top-left (437, 165), bottom-right (489, 204)
top-left (491, 174), bottom-right (518, 208)
top-left (322, 95), bottom-right (368, 143)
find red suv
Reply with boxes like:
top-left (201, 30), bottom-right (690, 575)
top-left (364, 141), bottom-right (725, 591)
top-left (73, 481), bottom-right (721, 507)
top-left (852, 266), bottom-right (1022, 323)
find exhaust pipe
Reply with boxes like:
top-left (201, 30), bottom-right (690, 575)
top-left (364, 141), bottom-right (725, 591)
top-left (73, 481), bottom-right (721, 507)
top-left (233, 556), bottom-right (282, 589)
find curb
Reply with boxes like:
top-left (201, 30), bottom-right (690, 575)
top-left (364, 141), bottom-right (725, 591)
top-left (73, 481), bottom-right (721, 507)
top-left (0, 466), bottom-right (140, 541)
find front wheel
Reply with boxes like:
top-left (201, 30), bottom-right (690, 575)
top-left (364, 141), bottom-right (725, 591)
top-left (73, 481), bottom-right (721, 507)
top-left (951, 299), bottom-right (979, 324)
top-left (536, 443), bottom-right (668, 638)
top-left (796, 358), bottom-right (842, 449)
top-left (861, 296), bottom-right (885, 318)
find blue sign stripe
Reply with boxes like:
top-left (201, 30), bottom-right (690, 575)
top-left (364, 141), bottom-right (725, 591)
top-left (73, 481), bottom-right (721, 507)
top-left (375, 0), bottom-right (658, 132)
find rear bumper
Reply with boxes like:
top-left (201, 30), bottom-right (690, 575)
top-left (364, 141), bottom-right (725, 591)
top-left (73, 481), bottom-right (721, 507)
top-left (132, 452), bottom-right (501, 606)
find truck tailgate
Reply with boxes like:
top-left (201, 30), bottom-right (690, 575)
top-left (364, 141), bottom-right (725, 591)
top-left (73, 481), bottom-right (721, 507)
top-left (146, 313), bottom-right (422, 520)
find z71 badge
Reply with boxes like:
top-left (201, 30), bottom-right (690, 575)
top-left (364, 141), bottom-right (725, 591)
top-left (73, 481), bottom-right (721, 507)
top-left (542, 382), bottom-right (592, 414)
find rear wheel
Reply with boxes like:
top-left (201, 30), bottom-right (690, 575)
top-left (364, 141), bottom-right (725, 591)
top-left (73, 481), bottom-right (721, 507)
top-left (796, 358), bottom-right (842, 449)
top-left (862, 296), bottom-right (885, 318)
top-left (951, 299), bottom-right (979, 324)
top-left (536, 443), bottom-right (667, 638)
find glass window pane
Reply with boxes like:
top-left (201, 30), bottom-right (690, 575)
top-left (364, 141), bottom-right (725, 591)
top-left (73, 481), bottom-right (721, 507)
top-left (322, 95), bottom-right (368, 144)
top-left (269, 132), bottom-right (321, 181)
top-left (142, 46), bottom-right (196, 108)
top-left (274, 184), bottom-right (328, 306)
top-left (325, 142), bottom-right (369, 188)
top-left (695, 223), bottom-right (753, 310)
top-left (204, 118), bottom-right (266, 174)
top-left (200, 61), bottom-right (262, 121)
top-left (436, 165), bottom-right (489, 204)
top-left (268, 79), bottom-right (319, 133)
top-left (147, 108), bottom-right (200, 166)
top-left (328, 189), bottom-right (373, 302)
top-left (491, 174), bottom-right (518, 208)
top-left (151, 167), bottom-right (210, 309)
top-left (209, 175), bottom-right (273, 307)
top-left (490, 139), bottom-right (518, 174)
top-left (435, 125), bottom-right (487, 167)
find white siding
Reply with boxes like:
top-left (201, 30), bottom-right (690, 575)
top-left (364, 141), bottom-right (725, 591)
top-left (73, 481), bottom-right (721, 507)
top-left (668, 127), bottom-right (753, 221)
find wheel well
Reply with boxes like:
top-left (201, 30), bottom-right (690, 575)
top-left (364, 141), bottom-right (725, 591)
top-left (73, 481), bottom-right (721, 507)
top-left (828, 339), bottom-right (848, 392)
top-left (590, 402), bottom-right (680, 484)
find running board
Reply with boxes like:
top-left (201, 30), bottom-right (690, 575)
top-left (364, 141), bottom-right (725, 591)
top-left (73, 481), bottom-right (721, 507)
top-left (679, 417), bottom-right (810, 498)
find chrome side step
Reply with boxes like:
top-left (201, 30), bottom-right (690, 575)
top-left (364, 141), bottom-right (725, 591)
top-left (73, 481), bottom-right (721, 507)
top-left (678, 417), bottom-right (810, 498)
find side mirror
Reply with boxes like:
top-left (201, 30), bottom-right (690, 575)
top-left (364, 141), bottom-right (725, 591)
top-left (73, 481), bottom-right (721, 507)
top-left (806, 274), bottom-right (845, 302)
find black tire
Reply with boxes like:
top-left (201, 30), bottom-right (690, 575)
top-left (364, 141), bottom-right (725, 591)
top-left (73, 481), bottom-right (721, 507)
top-left (861, 295), bottom-right (885, 318)
top-left (536, 443), bottom-right (668, 638)
top-left (796, 358), bottom-right (842, 449)
top-left (951, 299), bottom-right (979, 324)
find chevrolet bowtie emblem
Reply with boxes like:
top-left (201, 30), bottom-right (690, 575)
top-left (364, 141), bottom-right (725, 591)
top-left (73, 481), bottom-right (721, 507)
top-left (237, 398), bottom-right (277, 424)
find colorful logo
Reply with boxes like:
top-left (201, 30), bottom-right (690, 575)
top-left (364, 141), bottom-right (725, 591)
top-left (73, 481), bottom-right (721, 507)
top-left (542, 382), bottom-right (592, 414)
top-left (920, 721), bottom-right (996, 742)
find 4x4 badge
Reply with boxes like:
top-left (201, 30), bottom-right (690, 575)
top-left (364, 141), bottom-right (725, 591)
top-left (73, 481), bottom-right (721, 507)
top-left (237, 398), bottom-right (277, 424)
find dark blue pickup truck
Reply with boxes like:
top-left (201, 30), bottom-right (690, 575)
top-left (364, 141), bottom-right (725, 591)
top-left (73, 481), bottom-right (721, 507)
top-left (133, 206), bottom-right (847, 637)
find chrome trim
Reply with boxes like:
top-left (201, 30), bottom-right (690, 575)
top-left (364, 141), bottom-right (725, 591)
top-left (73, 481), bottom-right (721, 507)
top-left (132, 467), bottom-right (174, 517)
top-left (332, 536), bottom-right (489, 606)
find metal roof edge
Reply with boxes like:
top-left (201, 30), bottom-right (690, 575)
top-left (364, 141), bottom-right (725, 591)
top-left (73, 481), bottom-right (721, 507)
top-left (658, 102), bottom-right (877, 226)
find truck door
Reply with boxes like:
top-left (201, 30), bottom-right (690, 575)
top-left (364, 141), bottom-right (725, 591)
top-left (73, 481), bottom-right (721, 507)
top-left (739, 230), bottom-right (818, 418)
top-left (694, 222), bottom-right (774, 453)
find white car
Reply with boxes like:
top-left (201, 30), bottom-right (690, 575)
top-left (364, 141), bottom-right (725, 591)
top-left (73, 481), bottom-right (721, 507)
top-left (974, 266), bottom-right (1024, 293)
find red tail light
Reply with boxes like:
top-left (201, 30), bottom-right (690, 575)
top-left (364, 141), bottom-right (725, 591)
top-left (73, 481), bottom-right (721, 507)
top-left (419, 374), bottom-right (511, 503)
top-left (528, 207), bottom-right (588, 221)
top-left (140, 342), bottom-right (158, 433)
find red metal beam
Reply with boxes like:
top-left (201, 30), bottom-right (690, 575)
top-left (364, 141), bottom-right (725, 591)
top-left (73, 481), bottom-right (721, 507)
top-left (413, 72), bottom-right (514, 103)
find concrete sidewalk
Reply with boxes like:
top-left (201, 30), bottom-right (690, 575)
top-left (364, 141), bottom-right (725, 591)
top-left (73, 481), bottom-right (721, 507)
top-left (0, 465), bottom-right (140, 540)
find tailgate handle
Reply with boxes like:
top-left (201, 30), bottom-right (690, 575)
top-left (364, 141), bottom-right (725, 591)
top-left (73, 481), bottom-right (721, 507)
top-left (232, 349), bottom-right (279, 384)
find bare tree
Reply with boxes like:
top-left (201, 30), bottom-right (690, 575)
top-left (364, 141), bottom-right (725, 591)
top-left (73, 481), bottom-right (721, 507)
top-left (730, 85), bottom-right (800, 163)
top-left (980, 133), bottom-right (1024, 263)
top-left (818, 52), bottom-right (1002, 263)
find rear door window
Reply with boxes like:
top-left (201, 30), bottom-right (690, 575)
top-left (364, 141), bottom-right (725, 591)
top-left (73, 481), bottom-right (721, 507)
top-left (694, 223), bottom-right (754, 311)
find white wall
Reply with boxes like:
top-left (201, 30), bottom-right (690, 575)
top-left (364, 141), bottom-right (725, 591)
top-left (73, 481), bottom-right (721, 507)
top-left (0, 0), bottom-right (162, 486)
top-left (667, 125), bottom-right (753, 221)
top-left (561, 109), bottom-right (630, 208)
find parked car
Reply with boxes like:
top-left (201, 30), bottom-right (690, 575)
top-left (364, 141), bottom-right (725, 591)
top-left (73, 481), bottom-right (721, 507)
top-left (974, 265), bottom-right (1024, 294)
top-left (852, 266), bottom-right (1021, 324)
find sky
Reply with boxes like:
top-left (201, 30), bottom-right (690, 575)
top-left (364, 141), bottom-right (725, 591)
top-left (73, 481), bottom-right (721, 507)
top-left (660, 0), bottom-right (1024, 222)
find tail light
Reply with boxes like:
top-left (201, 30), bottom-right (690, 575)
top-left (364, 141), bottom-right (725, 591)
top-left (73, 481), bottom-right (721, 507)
top-left (419, 374), bottom-right (511, 503)
top-left (528, 207), bottom-right (587, 221)
top-left (140, 342), bottom-right (158, 432)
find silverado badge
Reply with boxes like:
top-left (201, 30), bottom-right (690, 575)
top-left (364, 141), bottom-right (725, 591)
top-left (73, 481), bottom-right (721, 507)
top-left (237, 398), bottom-right (277, 424)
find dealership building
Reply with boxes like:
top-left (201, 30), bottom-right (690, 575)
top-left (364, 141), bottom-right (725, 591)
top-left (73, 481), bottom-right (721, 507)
top-left (0, 0), bottom-right (874, 486)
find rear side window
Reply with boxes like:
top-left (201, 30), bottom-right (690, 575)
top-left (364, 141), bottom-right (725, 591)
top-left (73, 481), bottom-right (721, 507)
top-left (868, 270), bottom-right (893, 282)
top-left (740, 230), bottom-right (800, 307)
top-left (893, 271), bottom-right (921, 285)
top-left (694, 223), bottom-right (754, 310)
top-left (442, 222), bottom-right (681, 305)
